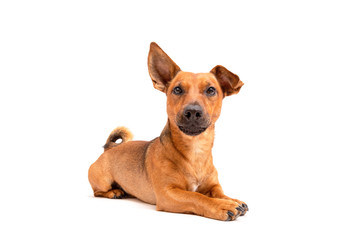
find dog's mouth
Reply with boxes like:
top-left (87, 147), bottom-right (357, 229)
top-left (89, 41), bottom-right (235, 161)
top-left (178, 125), bottom-right (208, 136)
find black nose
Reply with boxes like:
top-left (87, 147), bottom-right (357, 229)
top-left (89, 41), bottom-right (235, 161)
top-left (183, 104), bottom-right (203, 121)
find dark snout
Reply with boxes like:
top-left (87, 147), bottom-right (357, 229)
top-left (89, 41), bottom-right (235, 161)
top-left (183, 104), bottom-right (203, 122)
top-left (177, 103), bottom-right (210, 136)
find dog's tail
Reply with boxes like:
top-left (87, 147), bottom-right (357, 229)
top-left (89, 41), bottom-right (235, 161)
top-left (103, 126), bottom-right (133, 151)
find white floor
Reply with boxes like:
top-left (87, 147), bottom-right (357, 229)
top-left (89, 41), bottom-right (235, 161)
top-left (3, 186), bottom-right (358, 239)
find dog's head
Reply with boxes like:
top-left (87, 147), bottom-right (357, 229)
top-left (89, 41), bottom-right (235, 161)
top-left (148, 42), bottom-right (243, 136)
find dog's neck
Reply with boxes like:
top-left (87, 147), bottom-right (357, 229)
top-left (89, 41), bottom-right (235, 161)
top-left (160, 120), bottom-right (215, 161)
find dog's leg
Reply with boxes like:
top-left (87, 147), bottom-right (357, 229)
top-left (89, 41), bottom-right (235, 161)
top-left (156, 188), bottom-right (243, 221)
top-left (94, 188), bottom-right (126, 199)
top-left (88, 163), bottom-right (126, 199)
top-left (92, 181), bottom-right (127, 199)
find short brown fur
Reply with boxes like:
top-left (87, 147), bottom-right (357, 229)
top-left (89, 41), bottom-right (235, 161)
top-left (88, 42), bottom-right (248, 221)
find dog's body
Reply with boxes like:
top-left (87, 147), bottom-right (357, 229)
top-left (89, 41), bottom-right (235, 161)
top-left (88, 43), bottom-right (248, 221)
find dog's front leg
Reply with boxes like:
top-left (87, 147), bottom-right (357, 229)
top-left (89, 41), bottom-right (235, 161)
top-left (155, 187), bottom-right (243, 221)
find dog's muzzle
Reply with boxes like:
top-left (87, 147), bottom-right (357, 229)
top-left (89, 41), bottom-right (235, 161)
top-left (177, 104), bottom-right (210, 136)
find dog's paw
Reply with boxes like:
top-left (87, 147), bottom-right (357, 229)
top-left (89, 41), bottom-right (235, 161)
top-left (218, 197), bottom-right (249, 216)
top-left (110, 189), bottom-right (126, 199)
top-left (207, 199), bottom-right (245, 221)
top-left (230, 199), bottom-right (249, 216)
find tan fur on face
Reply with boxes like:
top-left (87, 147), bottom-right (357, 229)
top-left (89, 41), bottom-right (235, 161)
top-left (166, 72), bottom-right (224, 128)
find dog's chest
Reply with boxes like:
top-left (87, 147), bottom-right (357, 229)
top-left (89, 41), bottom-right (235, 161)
top-left (185, 163), bottom-right (207, 193)
top-left (189, 182), bottom-right (200, 192)
top-left (191, 138), bottom-right (208, 156)
top-left (183, 137), bottom-right (213, 193)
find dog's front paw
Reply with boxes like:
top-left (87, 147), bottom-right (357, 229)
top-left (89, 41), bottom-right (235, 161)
top-left (217, 196), bottom-right (248, 216)
top-left (231, 199), bottom-right (248, 216)
top-left (207, 199), bottom-right (246, 221)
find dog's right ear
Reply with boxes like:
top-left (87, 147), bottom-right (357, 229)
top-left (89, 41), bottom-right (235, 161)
top-left (148, 42), bottom-right (181, 92)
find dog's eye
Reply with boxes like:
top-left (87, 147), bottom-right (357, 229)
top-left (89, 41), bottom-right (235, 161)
top-left (173, 86), bottom-right (184, 95)
top-left (205, 87), bottom-right (217, 96)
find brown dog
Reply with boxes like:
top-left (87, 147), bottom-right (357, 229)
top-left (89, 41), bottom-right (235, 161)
top-left (88, 42), bottom-right (248, 221)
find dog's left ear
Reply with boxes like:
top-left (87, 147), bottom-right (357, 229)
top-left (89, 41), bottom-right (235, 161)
top-left (210, 65), bottom-right (244, 97)
top-left (148, 42), bottom-right (181, 92)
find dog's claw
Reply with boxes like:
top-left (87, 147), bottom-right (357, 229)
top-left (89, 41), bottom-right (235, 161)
top-left (226, 211), bottom-right (235, 221)
top-left (236, 206), bottom-right (245, 212)
top-left (236, 206), bottom-right (244, 216)
top-left (242, 203), bottom-right (249, 211)
top-left (112, 194), bottom-right (123, 199)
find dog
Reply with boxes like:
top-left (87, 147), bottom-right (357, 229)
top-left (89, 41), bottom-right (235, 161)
top-left (88, 42), bottom-right (248, 221)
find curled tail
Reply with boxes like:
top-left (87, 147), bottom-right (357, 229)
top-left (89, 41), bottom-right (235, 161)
top-left (103, 126), bottom-right (133, 151)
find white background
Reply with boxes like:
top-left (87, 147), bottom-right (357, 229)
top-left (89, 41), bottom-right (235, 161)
top-left (1, 0), bottom-right (359, 239)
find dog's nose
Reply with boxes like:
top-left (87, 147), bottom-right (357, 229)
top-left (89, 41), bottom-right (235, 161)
top-left (183, 104), bottom-right (203, 121)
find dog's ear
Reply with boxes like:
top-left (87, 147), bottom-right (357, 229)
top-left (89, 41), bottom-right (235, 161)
top-left (148, 42), bottom-right (181, 92)
top-left (210, 65), bottom-right (244, 97)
